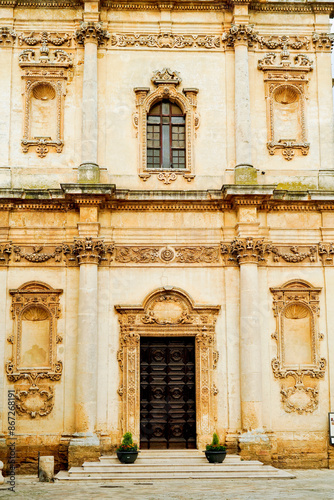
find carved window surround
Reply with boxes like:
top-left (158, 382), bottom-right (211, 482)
top-left (6, 282), bottom-right (63, 387)
top-left (258, 50), bottom-right (313, 161)
top-left (115, 287), bottom-right (220, 448)
top-left (19, 44), bottom-right (73, 158)
top-left (270, 280), bottom-right (325, 414)
top-left (134, 68), bottom-right (199, 184)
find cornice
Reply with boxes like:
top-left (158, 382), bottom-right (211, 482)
top-left (250, 1), bottom-right (334, 14)
top-left (0, 0), bottom-right (82, 6)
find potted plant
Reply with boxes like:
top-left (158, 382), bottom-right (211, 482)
top-left (204, 432), bottom-right (227, 463)
top-left (116, 432), bottom-right (139, 464)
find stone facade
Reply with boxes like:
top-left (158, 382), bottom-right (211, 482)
top-left (0, 0), bottom-right (334, 473)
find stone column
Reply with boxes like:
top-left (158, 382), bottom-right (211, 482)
top-left (229, 238), bottom-right (270, 457)
top-left (67, 237), bottom-right (106, 466)
top-left (75, 22), bottom-right (109, 183)
top-left (224, 24), bottom-right (257, 184)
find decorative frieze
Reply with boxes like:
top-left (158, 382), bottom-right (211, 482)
top-left (74, 22), bottom-right (110, 46)
top-left (270, 280), bottom-right (325, 414)
top-left (110, 33), bottom-right (221, 50)
top-left (114, 245), bottom-right (219, 264)
top-left (270, 245), bottom-right (317, 263)
top-left (13, 245), bottom-right (63, 263)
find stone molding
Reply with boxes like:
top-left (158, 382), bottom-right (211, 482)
top-left (6, 282), bottom-right (63, 389)
top-left (270, 280), bottom-right (325, 414)
top-left (115, 287), bottom-right (220, 447)
top-left (134, 68), bottom-right (199, 183)
top-left (110, 32), bottom-right (221, 49)
top-left (74, 22), bottom-right (110, 46)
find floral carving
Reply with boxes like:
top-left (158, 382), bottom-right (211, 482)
top-left (15, 385), bottom-right (54, 418)
top-left (110, 33), bottom-right (220, 50)
top-left (175, 247), bottom-right (219, 263)
top-left (115, 247), bottom-right (160, 263)
top-left (74, 22), bottom-right (110, 46)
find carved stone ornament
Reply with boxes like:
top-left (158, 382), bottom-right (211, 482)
top-left (312, 33), bottom-right (334, 51)
top-left (318, 242), bottom-right (334, 265)
top-left (19, 43), bottom-right (73, 158)
top-left (13, 245), bottom-right (63, 263)
top-left (19, 31), bottom-right (71, 47)
top-left (15, 385), bottom-right (54, 418)
top-left (6, 282), bottom-right (63, 388)
top-left (0, 243), bottom-right (12, 265)
top-left (221, 238), bottom-right (271, 264)
top-left (74, 22), bottom-right (110, 46)
top-left (222, 24), bottom-right (260, 48)
top-left (115, 288), bottom-right (220, 447)
top-left (270, 245), bottom-right (317, 263)
top-left (258, 48), bottom-right (312, 161)
top-left (110, 33), bottom-right (221, 50)
top-left (0, 27), bottom-right (16, 45)
top-left (114, 245), bottom-right (219, 264)
top-left (134, 68), bottom-right (199, 183)
top-left (63, 237), bottom-right (114, 265)
top-left (270, 280), bottom-right (325, 414)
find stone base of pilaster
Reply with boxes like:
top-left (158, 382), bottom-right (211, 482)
top-left (68, 432), bottom-right (101, 468)
top-left (238, 429), bottom-right (273, 465)
top-left (78, 162), bottom-right (100, 183)
top-left (225, 430), bottom-right (240, 454)
top-left (234, 164), bottom-right (257, 185)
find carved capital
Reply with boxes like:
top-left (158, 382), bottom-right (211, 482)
top-left (312, 32), bottom-right (334, 51)
top-left (222, 24), bottom-right (259, 48)
top-left (0, 243), bottom-right (12, 265)
top-left (223, 238), bottom-right (270, 264)
top-left (74, 22), bottom-right (110, 46)
top-left (63, 237), bottom-right (111, 265)
top-left (0, 27), bottom-right (16, 46)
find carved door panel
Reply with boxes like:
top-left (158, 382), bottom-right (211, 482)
top-left (140, 337), bottom-right (196, 449)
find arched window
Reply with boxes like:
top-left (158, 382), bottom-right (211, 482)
top-left (147, 100), bottom-right (186, 170)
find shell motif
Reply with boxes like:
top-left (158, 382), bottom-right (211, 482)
top-left (284, 303), bottom-right (309, 320)
top-left (274, 85), bottom-right (298, 105)
top-left (32, 83), bottom-right (56, 101)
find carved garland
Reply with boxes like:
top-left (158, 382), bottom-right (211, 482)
top-left (6, 281), bottom-right (63, 418)
top-left (134, 68), bottom-right (199, 183)
top-left (115, 288), bottom-right (220, 448)
top-left (270, 280), bottom-right (325, 414)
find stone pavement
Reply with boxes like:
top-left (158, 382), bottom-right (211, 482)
top-left (0, 470), bottom-right (334, 500)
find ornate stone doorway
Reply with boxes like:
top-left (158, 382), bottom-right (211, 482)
top-left (140, 336), bottom-right (196, 449)
top-left (115, 287), bottom-right (220, 448)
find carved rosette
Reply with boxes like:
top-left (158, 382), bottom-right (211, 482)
top-left (63, 237), bottom-right (112, 265)
top-left (270, 280), bottom-right (325, 414)
top-left (115, 288), bottom-right (220, 446)
top-left (74, 22), bottom-right (110, 46)
top-left (135, 68), bottom-right (198, 183)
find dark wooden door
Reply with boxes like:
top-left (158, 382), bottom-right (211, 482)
top-left (140, 336), bottom-right (196, 449)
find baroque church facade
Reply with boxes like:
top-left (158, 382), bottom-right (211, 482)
top-left (0, 0), bottom-right (334, 473)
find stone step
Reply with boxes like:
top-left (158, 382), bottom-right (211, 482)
top-left (55, 451), bottom-right (295, 481)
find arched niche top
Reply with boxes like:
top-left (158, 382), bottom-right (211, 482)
top-left (271, 279), bottom-right (322, 293)
top-left (115, 287), bottom-right (220, 328)
top-left (10, 281), bottom-right (63, 294)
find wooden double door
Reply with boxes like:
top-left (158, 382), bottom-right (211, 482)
top-left (140, 336), bottom-right (196, 449)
